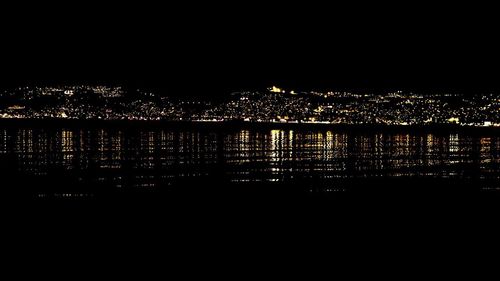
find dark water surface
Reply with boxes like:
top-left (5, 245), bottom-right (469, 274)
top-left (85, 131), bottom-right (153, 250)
top-left (1, 126), bottom-right (500, 200)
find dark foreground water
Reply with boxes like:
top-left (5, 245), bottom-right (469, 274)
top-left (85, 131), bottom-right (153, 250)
top-left (4, 126), bottom-right (500, 264)
top-left (1, 126), bottom-right (500, 200)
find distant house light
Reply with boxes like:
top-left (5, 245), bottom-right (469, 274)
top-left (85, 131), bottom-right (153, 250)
top-left (269, 86), bottom-right (284, 93)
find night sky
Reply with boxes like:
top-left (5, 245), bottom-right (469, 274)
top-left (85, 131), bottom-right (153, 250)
top-left (1, 4), bottom-right (499, 96)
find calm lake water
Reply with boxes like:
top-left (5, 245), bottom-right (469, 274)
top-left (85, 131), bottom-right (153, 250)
top-left (1, 127), bottom-right (500, 198)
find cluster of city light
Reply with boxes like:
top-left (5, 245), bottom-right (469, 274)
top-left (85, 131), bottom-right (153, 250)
top-left (1, 86), bottom-right (500, 127)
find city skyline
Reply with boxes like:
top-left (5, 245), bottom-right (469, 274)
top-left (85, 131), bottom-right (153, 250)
top-left (1, 85), bottom-right (500, 127)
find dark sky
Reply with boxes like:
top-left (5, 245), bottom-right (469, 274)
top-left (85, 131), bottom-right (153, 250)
top-left (1, 3), bottom-right (499, 96)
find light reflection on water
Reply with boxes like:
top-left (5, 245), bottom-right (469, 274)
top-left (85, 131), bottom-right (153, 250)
top-left (1, 128), bottom-right (499, 189)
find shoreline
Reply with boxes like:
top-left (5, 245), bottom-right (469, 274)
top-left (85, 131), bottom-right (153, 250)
top-left (1, 118), bottom-right (500, 134)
